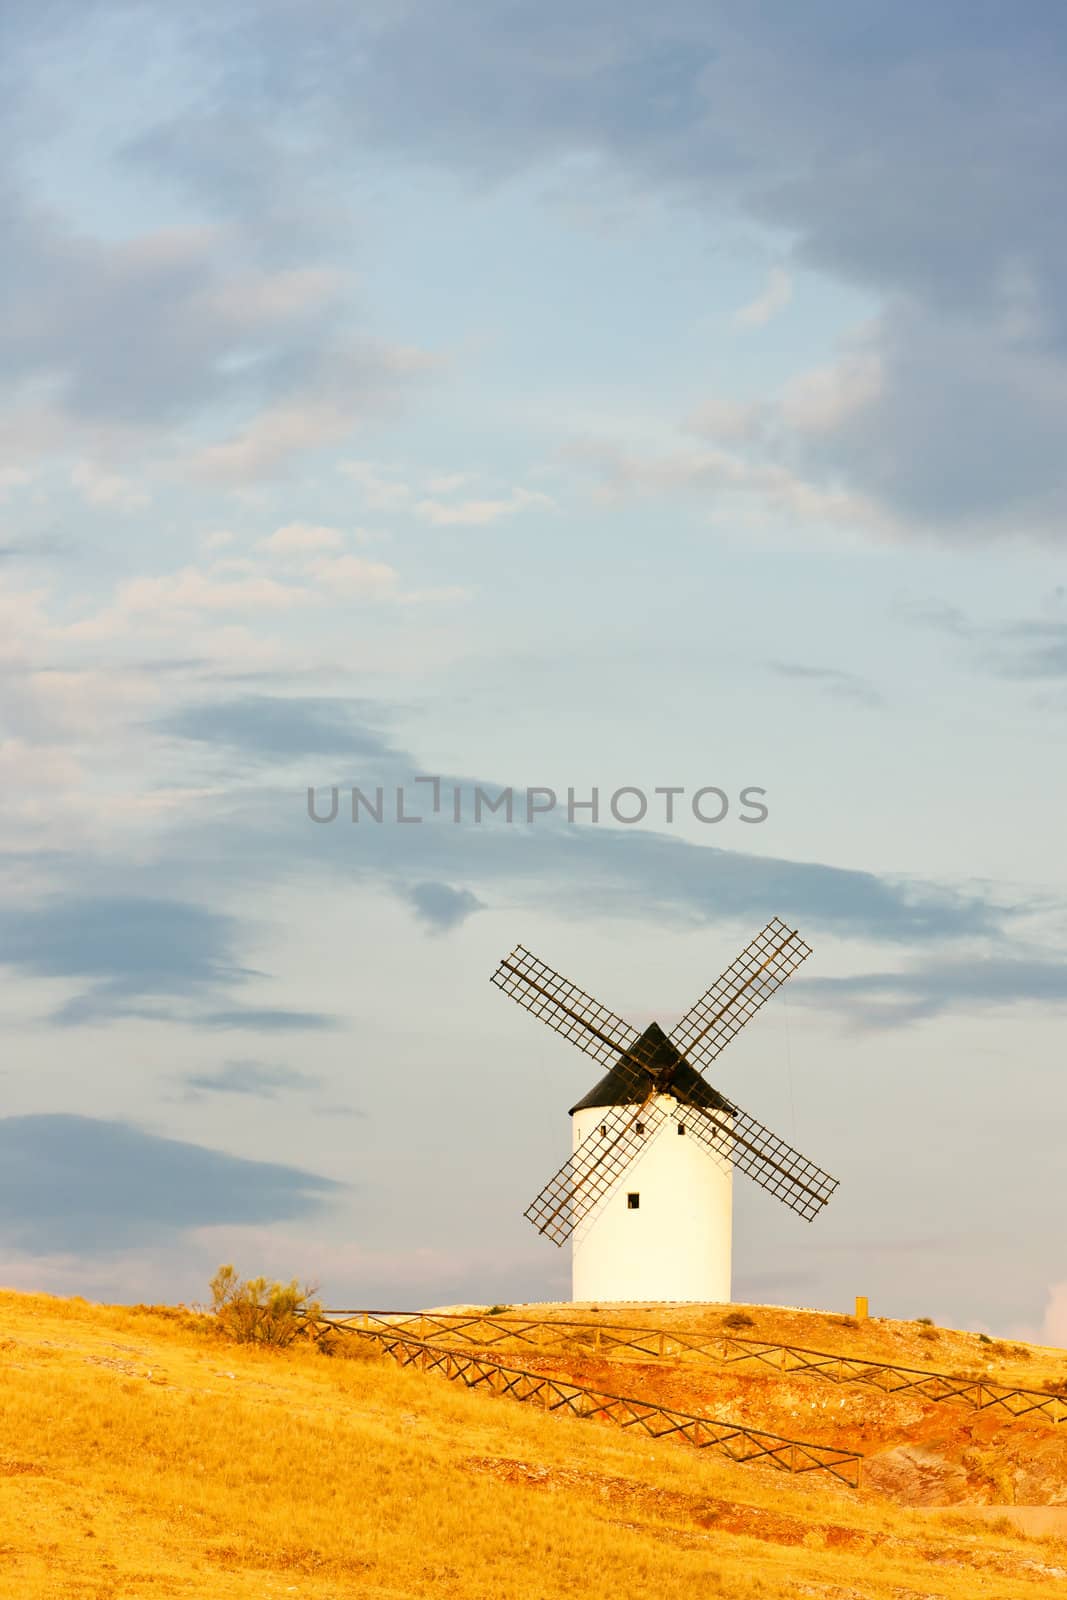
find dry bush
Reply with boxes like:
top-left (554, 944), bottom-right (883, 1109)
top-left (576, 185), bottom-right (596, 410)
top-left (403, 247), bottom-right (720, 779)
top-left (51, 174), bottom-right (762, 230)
top-left (209, 1264), bottom-right (320, 1349)
top-left (722, 1311), bottom-right (756, 1332)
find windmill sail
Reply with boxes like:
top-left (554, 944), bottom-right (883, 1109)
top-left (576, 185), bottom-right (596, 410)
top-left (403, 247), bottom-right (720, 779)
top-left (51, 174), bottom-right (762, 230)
top-left (668, 917), bottom-right (811, 1076)
top-left (675, 1098), bottom-right (837, 1222)
top-left (491, 945), bottom-right (643, 1075)
top-left (524, 1098), bottom-right (666, 1246)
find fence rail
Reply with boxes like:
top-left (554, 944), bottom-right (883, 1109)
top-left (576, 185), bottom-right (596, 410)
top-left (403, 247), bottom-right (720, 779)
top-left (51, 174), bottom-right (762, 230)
top-left (315, 1321), bottom-right (862, 1488)
top-left (304, 1309), bottom-right (1067, 1428)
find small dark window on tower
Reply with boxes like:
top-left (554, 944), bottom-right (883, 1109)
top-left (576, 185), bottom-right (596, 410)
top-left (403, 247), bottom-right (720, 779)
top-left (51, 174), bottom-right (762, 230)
top-left (627, 1192), bottom-right (640, 1210)
top-left (635, 1121), bottom-right (645, 1135)
top-left (599, 1124), bottom-right (607, 1136)
top-left (677, 1122), bottom-right (686, 1136)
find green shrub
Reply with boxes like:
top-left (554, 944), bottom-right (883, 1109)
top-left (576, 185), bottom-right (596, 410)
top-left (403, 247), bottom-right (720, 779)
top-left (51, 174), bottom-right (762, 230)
top-left (209, 1264), bottom-right (321, 1349)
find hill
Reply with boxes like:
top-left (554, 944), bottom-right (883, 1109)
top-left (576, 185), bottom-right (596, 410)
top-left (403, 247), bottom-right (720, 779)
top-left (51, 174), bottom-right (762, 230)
top-left (2, 1288), bottom-right (1066, 1598)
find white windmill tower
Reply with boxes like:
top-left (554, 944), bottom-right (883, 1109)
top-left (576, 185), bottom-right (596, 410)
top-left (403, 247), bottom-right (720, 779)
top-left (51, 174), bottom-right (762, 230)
top-left (491, 918), bottom-right (837, 1304)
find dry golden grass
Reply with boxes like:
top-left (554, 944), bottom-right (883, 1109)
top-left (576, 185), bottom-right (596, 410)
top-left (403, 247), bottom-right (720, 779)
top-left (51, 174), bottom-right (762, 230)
top-left (480, 1299), bottom-right (1067, 1389)
top-left (1, 1289), bottom-right (1065, 1599)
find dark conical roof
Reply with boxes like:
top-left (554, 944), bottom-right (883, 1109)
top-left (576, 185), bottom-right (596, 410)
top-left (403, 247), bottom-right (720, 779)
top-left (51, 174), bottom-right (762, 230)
top-left (568, 1021), bottom-right (734, 1115)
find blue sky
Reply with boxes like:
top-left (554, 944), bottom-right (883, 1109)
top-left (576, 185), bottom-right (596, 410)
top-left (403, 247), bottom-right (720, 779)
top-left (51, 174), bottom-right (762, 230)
top-left (2, 1), bottom-right (1066, 1339)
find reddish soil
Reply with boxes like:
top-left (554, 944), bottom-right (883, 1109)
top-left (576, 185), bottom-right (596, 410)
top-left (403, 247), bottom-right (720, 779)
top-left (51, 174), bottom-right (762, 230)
top-left (456, 1345), bottom-right (1067, 1507)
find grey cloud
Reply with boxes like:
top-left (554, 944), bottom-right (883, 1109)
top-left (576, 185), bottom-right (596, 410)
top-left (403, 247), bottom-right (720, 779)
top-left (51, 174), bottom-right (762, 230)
top-left (8, 4), bottom-right (1066, 525)
top-left (792, 303), bottom-right (1067, 536)
top-left (165, 2), bottom-right (1067, 323)
top-left (0, 894), bottom-right (248, 993)
top-left (0, 1113), bottom-right (341, 1252)
top-left (150, 1), bottom-right (1067, 539)
top-left (0, 893), bottom-right (337, 1030)
top-left (160, 695), bottom-right (1008, 947)
top-left (160, 693), bottom-right (401, 762)
top-left (0, 178), bottom-right (436, 455)
top-left (767, 661), bottom-right (883, 709)
top-left (182, 1059), bottom-right (321, 1097)
top-left (5, 694), bottom-right (1031, 1032)
top-left (906, 601), bottom-right (1067, 681)
top-left (0, 534), bottom-right (72, 563)
top-left (406, 880), bottom-right (484, 932)
top-left (801, 956), bottom-right (1067, 1029)
top-left (200, 1008), bottom-right (340, 1032)
top-left (2, 198), bottom-right (285, 425)
top-left (990, 621), bottom-right (1067, 680)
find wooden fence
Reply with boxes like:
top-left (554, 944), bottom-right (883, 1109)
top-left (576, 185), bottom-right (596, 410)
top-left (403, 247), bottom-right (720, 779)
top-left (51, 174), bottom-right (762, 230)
top-left (315, 1321), bottom-right (863, 1488)
top-left (306, 1308), bottom-right (1067, 1427)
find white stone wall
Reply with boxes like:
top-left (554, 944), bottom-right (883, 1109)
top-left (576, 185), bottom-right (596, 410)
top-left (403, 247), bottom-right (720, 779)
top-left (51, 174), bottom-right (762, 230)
top-left (570, 1094), bottom-right (732, 1303)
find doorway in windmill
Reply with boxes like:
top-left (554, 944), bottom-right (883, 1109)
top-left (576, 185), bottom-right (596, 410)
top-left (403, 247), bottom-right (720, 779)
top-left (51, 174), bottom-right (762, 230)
top-left (627, 1192), bottom-right (640, 1209)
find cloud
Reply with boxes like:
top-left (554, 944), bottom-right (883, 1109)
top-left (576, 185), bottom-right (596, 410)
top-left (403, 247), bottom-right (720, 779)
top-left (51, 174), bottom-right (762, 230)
top-left (733, 265), bottom-right (792, 328)
top-left (903, 599), bottom-right (1067, 682)
top-left (684, 396), bottom-right (763, 444)
top-left (801, 955), bottom-right (1067, 1029)
top-left (767, 661), bottom-right (884, 708)
top-left (405, 880), bottom-right (484, 932)
top-left (0, 1114), bottom-right (340, 1252)
top-left (988, 620), bottom-right (1067, 681)
top-left (783, 303), bottom-right (1067, 537)
top-left (43, 6), bottom-right (1067, 534)
top-left (185, 341), bottom-right (443, 484)
top-left (181, 1059), bottom-right (322, 1097)
top-left (0, 891), bottom-right (337, 1029)
top-left (0, 142), bottom-right (441, 480)
top-left (148, 0), bottom-right (1067, 543)
top-left (564, 433), bottom-right (884, 534)
top-left (70, 459), bottom-right (150, 510)
top-left (413, 487), bottom-right (555, 527)
top-left (159, 694), bottom-right (1010, 950)
top-left (262, 522), bottom-right (345, 553)
top-left (304, 553), bottom-right (397, 592)
top-left (159, 693), bottom-right (400, 761)
top-left (120, 564), bottom-right (308, 615)
top-left (199, 1008), bottom-right (340, 1032)
top-left (337, 461), bottom-right (556, 527)
top-left (0, 892), bottom-right (246, 993)
top-left (1, 205), bottom-right (337, 428)
top-left (338, 460), bottom-right (414, 510)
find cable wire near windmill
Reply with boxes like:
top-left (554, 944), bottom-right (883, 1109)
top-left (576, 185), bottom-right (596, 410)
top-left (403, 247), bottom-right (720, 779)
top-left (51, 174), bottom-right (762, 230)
top-left (491, 917), bottom-right (838, 1303)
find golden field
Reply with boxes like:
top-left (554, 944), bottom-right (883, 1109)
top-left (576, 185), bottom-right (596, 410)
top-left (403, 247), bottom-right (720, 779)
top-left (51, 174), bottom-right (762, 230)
top-left (2, 1288), bottom-right (1067, 1599)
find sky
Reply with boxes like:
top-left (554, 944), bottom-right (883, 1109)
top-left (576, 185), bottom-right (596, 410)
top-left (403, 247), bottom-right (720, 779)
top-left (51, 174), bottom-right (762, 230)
top-left (1, 1), bottom-right (1066, 1341)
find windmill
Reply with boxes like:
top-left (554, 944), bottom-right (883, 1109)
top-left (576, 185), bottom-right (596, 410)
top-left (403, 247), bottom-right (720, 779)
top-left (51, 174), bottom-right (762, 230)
top-left (491, 917), bottom-right (837, 1303)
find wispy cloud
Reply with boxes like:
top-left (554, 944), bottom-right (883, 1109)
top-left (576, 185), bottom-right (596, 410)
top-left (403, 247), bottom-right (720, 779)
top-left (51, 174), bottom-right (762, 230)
top-left (733, 266), bottom-right (793, 329)
top-left (181, 1060), bottom-right (322, 1097)
top-left (413, 487), bottom-right (555, 527)
top-left (767, 661), bottom-right (884, 708)
top-left (801, 955), bottom-right (1067, 1029)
